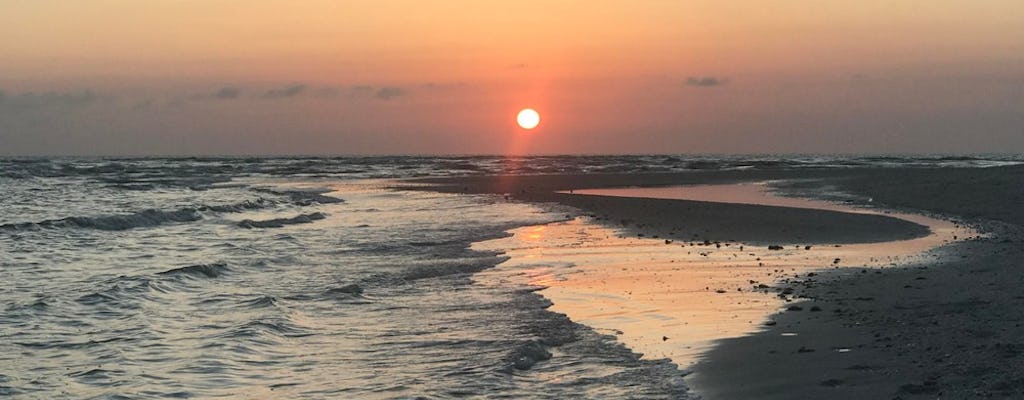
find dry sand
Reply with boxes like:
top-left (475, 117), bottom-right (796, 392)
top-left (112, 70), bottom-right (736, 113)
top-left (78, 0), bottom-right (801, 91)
top-left (411, 164), bottom-right (1024, 399)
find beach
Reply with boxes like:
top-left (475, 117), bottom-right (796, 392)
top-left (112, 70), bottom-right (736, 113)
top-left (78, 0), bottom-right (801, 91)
top-left (8, 0), bottom-right (1024, 397)
top-left (3, 157), bottom-right (1022, 398)
top-left (415, 164), bottom-right (1024, 399)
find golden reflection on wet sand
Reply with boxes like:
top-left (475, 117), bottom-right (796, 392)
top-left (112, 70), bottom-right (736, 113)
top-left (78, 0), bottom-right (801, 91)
top-left (473, 183), bottom-right (976, 369)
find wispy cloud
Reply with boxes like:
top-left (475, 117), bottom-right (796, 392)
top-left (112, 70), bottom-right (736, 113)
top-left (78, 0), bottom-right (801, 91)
top-left (216, 86), bottom-right (241, 99)
top-left (344, 82), bottom-right (462, 100)
top-left (685, 77), bottom-right (726, 87)
top-left (348, 85), bottom-right (408, 100)
top-left (421, 81), bottom-right (468, 91)
top-left (375, 87), bottom-right (405, 100)
top-left (0, 89), bottom-right (101, 112)
top-left (263, 84), bottom-right (306, 98)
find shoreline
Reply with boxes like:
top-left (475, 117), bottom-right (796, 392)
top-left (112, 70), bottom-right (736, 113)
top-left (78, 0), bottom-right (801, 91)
top-left (411, 170), bottom-right (935, 245)
top-left (408, 164), bottom-right (1024, 399)
top-left (471, 183), bottom-right (969, 373)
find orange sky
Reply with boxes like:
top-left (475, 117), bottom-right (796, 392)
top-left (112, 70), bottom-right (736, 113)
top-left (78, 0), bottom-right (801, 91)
top-left (2, 1), bottom-right (1022, 155)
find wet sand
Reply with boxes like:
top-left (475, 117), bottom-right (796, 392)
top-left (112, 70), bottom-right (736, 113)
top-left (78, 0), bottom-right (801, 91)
top-left (410, 164), bottom-right (1024, 399)
top-left (473, 184), bottom-right (970, 369)
top-left (414, 172), bottom-right (932, 245)
top-left (690, 167), bottom-right (1024, 399)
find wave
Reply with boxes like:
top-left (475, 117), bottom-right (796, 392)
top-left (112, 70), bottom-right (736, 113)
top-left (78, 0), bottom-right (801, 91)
top-left (439, 161), bottom-right (484, 172)
top-left (398, 257), bottom-right (508, 281)
top-left (221, 318), bottom-right (312, 339)
top-left (4, 299), bottom-right (50, 313)
top-left (201, 199), bottom-right (273, 213)
top-left (74, 264), bottom-right (228, 315)
top-left (323, 284), bottom-right (363, 296)
top-left (75, 276), bottom-right (167, 309)
top-left (3, 156), bottom-right (1023, 184)
top-left (157, 262), bottom-right (230, 278)
top-left (254, 188), bottom-right (344, 205)
top-left (1, 208), bottom-right (202, 231)
top-left (283, 284), bottom-right (369, 304)
top-left (97, 175), bottom-right (234, 191)
top-left (237, 212), bottom-right (326, 229)
top-left (236, 295), bottom-right (279, 309)
top-left (14, 336), bottom-right (133, 351)
top-left (1, 200), bottom-right (274, 231)
top-left (506, 340), bottom-right (552, 371)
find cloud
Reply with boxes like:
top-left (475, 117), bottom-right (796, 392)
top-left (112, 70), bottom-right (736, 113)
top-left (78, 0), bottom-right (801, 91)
top-left (348, 85), bottom-right (412, 100)
top-left (0, 89), bottom-right (100, 111)
top-left (375, 87), bottom-right (406, 100)
top-left (185, 86), bottom-right (242, 102)
top-left (421, 81), bottom-right (468, 91)
top-left (216, 86), bottom-right (241, 99)
top-left (315, 87), bottom-right (341, 98)
top-left (685, 77), bottom-right (726, 87)
top-left (263, 84), bottom-right (307, 98)
top-left (347, 85), bottom-right (375, 99)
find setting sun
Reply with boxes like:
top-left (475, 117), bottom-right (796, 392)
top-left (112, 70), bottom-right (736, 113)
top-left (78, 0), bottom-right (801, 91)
top-left (4, 2), bottom-right (1024, 398)
top-left (516, 108), bottom-right (540, 130)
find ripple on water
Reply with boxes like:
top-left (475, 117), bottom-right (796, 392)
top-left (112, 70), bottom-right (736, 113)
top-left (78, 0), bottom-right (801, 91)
top-left (0, 166), bottom-right (700, 398)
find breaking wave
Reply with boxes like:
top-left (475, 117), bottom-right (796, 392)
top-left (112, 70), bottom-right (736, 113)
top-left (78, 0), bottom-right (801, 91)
top-left (157, 263), bottom-right (231, 279)
top-left (255, 188), bottom-right (345, 205)
top-left (1, 208), bottom-right (202, 231)
top-left (237, 212), bottom-right (327, 229)
top-left (1, 200), bottom-right (276, 231)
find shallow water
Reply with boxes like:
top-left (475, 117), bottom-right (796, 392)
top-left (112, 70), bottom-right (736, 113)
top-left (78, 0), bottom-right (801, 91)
top-left (564, 182), bottom-right (861, 212)
top-left (477, 183), bottom-right (973, 369)
top-left (0, 164), bottom-right (690, 398)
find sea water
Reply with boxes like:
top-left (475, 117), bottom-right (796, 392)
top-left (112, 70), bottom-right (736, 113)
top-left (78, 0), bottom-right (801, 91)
top-left (0, 155), bottom-right (1018, 398)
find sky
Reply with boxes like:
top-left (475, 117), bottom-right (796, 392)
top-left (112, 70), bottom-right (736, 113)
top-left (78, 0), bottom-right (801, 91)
top-left (1, 1), bottom-right (1022, 155)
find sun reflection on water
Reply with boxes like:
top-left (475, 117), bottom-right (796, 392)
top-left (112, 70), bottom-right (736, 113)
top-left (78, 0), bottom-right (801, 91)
top-left (473, 184), bottom-right (976, 369)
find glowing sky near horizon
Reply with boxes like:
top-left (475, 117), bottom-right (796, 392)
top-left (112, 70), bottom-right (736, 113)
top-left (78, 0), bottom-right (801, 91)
top-left (1, 1), bottom-right (1022, 155)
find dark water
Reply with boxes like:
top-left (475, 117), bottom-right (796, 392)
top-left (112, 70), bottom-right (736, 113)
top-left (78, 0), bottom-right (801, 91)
top-left (1, 155), bottom-right (1019, 398)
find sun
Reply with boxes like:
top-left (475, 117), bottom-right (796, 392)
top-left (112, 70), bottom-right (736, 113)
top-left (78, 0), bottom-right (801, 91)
top-left (516, 108), bottom-right (540, 129)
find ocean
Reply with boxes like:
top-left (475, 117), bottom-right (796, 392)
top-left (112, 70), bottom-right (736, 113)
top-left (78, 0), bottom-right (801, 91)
top-left (1, 155), bottom-right (1020, 399)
